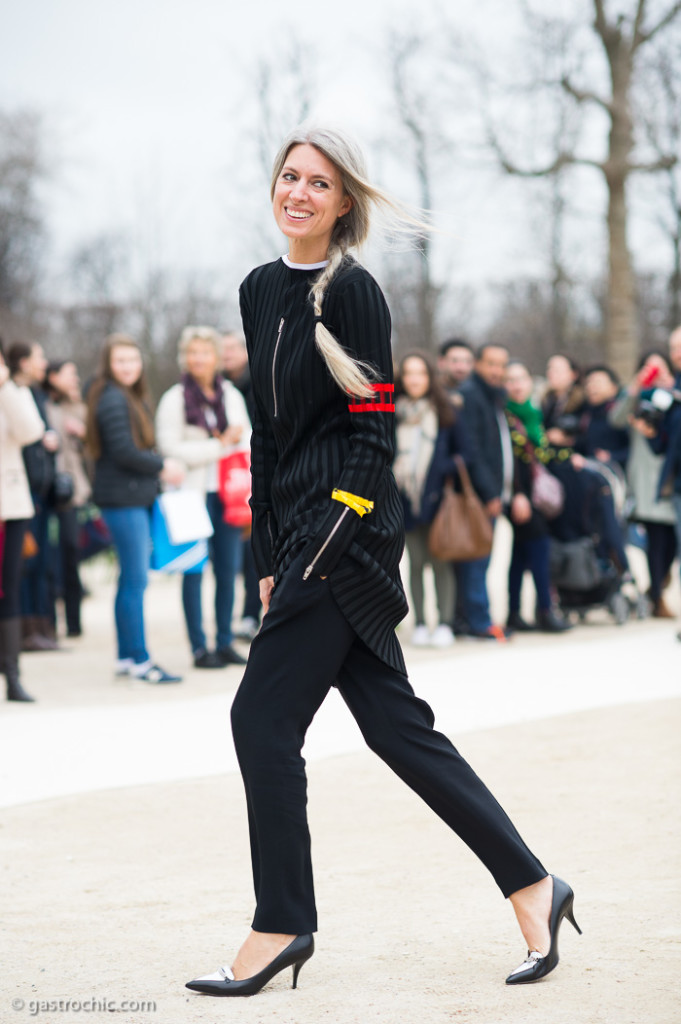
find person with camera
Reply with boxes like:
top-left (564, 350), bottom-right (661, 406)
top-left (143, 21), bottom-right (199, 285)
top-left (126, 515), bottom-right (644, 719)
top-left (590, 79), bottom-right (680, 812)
top-left (630, 329), bottom-right (681, 636)
top-left (609, 351), bottom-right (678, 619)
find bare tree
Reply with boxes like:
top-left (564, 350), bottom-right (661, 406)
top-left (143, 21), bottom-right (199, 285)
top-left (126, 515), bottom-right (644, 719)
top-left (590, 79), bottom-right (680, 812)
top-left (638, 28), bottom-right (681, 327)
top-left (486, 0), bottom-right (681, 379)
top-left (0, 109), bottom-right (47, 333)
top-left (381, 30), bottom-right (442, 352)
top-left (224, 37), bottom-right (320, 270)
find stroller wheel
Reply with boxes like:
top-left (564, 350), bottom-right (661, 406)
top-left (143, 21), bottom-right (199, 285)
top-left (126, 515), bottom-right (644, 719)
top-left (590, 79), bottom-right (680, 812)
top-left (609, 591), bottom-right (630, 625)
top-left (635, 594), bottom-right (652, 620)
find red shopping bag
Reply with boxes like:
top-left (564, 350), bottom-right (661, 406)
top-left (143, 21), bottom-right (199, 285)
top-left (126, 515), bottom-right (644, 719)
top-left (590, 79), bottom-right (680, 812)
top-left (218, 450), bottom-right (252, 527)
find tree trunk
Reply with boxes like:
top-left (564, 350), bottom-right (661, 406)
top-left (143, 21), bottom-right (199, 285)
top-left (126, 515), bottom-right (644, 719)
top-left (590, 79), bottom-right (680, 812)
top-left (604, 172), bottom-right (638, 380)
top-left (601, 29), bottom-right (638, 380)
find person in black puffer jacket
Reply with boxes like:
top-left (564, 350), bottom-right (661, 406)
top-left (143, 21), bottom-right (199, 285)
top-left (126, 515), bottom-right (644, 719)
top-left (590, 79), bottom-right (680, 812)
top-left (86, 334), bottom-right (184, 684)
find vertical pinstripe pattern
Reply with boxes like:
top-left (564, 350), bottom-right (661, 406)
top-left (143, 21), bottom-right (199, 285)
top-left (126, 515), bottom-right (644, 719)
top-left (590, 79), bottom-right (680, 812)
top-left (240, 256), bottom-right (408, 672)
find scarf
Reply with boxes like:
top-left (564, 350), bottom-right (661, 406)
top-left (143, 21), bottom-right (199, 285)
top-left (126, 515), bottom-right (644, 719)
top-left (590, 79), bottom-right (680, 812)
top-left (506, 398), bottom-right (547, 449)
top-left (182, 372), bottom-right (228, 436)
top-left (393, 396), bottom-right (438, 517)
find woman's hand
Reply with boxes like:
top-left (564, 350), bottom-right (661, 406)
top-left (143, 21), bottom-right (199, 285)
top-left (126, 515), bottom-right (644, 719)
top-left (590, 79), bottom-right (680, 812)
top-left (629, 415), bottom-right (657, 439)
top-left (546, 427), bottom-right (572, 447)
top-left (160, 457), bottom-right (185, 486)
top-left (220, 425), bottom-right (244, 446)
top-left (510, 493), bottom-right (532, 524)
top-left (42, 429), bottom-right (59, 452)
top-left (64, 416), bottom-right (86, 438)
top-left (259, 576), bottom-right (275, 615)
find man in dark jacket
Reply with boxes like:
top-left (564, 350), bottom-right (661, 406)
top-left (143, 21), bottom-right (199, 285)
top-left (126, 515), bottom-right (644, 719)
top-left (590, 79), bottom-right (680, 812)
top-left (457, 344), bottom-right (513, 640)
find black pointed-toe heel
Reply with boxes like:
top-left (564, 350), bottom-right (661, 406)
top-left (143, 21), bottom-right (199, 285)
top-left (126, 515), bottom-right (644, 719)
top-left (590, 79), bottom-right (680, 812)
top-left (186, 934), bottom-right (314, 997)
top-left (506, 875), bottom-right (581, 985)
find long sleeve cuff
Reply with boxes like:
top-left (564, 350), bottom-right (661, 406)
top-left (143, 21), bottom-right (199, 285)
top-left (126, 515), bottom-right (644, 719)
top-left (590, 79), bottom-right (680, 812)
top-left (300, 495), bottom-right (370, 580)
top-left (251, 506), bottom-right (275, 578)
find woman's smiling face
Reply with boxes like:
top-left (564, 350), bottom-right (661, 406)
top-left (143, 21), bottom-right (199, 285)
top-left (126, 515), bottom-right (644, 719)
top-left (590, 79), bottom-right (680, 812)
top-left (272, 143), bottom-right (353, 262)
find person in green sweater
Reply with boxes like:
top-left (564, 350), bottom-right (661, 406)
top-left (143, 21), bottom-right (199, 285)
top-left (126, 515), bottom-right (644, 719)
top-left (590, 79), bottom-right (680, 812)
top-left (505, 361), bottom-right (571, 632)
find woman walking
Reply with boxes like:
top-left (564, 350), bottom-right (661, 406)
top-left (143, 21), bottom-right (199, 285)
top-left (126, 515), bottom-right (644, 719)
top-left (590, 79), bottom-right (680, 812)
top-left (86, 334), bottom-right (184, 683)
top-left (187, 126), bottom-right (580, 997)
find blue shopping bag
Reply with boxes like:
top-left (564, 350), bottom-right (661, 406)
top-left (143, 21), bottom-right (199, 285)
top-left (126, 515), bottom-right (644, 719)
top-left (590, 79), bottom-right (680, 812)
top-left (150, 496), bottom-right (210, 574)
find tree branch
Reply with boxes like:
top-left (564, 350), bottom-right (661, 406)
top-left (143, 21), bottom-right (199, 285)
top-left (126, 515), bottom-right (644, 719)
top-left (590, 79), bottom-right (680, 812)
top-left (629, 153), bottom-right (678, 173)
top-left (561, 75), bottom-right (612, 112)
top-left (593, 0), bottom-right (609, 41)
top-left (631, 0), bottom-right (648, 46)
top-left (635, 0), bottom-right (681, 47)
top-left (487, 127), bottom-right (576, 177)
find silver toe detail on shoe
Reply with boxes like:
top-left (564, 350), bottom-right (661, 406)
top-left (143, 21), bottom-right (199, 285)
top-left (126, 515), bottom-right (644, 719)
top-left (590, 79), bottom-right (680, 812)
top-left (508, 950), bottom-right (544, 977)
top-left (196, 966), bottom-right (235, 983)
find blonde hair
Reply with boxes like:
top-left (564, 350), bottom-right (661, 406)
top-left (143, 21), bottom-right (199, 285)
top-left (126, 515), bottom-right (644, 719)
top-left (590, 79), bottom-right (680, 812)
top-left (177, 325), bottom-right (221, 372)
top-left (271, 125), bottom-right (429, 399)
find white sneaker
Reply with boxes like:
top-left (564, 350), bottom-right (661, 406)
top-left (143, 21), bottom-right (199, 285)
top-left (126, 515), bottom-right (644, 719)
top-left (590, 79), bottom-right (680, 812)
top-left (234, 617), bottom-right (259, 641)
top-left (430, 624), bottom-right (455, 647)
top-left (411, 624), bottom-right (430, 646)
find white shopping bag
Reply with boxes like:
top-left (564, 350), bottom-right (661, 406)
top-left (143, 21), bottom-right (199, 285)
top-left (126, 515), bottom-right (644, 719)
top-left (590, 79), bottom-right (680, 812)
top-left (157, 490), bottom-right (213, 545)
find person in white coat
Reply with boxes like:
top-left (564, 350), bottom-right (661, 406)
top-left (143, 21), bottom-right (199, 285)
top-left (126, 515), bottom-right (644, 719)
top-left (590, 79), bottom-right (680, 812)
top-left (0, 341), bottom-right (45, 701)
top-left (156, 326), bottom-right (252, 668)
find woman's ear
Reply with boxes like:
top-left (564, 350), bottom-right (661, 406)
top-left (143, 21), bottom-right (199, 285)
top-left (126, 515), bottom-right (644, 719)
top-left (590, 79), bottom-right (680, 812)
top-left (338, 195), bottom-right (354, 218)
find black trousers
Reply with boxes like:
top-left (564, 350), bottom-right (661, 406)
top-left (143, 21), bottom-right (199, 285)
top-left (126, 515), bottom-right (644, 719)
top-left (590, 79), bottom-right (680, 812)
top-left (0, 520), bottom-right (29, 620)
top-left (231, 553), bottom-right (547, 935)
top-left (640, 520), bottom-right (678, 601)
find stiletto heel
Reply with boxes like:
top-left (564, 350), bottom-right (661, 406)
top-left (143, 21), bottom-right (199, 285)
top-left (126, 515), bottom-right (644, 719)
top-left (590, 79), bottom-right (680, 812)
top-left (186, 934), bottom-right (314, 996)
top-left (506, 875), bottom-right (581, 985)
top-left (565, 902), bottom-right (582, 935)
top-left (292, 958), bottom-right (305, 989)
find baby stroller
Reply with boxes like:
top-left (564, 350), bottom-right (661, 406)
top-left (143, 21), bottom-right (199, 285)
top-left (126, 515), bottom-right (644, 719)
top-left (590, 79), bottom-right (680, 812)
top-left (548, 459), bottom-right (648, 625)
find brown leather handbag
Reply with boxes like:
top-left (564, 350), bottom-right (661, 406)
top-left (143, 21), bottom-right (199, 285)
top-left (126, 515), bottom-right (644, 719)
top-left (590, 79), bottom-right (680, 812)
top-left (428, 456), bottom-right (494, 562)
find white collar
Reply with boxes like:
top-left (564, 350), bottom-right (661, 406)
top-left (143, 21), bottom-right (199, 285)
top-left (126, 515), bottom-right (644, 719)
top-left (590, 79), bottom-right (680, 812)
top-left (281, 255), bottom-right (329, 271)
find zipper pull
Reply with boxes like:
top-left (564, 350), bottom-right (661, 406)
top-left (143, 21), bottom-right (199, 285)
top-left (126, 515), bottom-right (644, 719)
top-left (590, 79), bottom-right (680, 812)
top-left (302, 565), bottom-right (314, 581)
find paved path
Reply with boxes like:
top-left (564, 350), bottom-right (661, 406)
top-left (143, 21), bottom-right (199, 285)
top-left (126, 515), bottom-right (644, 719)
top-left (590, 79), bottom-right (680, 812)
top-left (2, 559), bottom-right (679, 808)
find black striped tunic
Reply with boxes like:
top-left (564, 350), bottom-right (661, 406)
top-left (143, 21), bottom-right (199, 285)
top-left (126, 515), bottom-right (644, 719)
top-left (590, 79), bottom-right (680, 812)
top-left (240, 255), bottom-right (408, 672)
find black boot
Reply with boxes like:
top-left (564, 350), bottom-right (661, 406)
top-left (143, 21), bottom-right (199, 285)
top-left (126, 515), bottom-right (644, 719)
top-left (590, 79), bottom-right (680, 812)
top-left (1, 618), bottom-right (36, 702)
top-left (506, 611), bottom-right (534, 632)
top-left (536, 608), bottom-right (573, 633)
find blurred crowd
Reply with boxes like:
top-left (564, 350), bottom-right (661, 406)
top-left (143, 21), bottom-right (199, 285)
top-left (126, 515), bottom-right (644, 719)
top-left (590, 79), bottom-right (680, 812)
top-left (396, 330), bottom-right (681, 648)
top-left (1, 322), bottom-right (680, 703)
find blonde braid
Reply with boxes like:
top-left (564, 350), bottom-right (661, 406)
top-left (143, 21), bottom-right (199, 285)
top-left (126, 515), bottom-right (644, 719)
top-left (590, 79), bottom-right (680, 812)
top-left (310, 244), bottom-right (376, 399)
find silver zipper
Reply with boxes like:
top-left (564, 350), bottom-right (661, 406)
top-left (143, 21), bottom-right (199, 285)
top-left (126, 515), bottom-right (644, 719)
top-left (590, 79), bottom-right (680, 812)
top-left (303, 508), bottom-right (350, 580)
top-left (272, 317), bottom-right (285, 417)
top-left (266, 511), bottom-right (274, 550)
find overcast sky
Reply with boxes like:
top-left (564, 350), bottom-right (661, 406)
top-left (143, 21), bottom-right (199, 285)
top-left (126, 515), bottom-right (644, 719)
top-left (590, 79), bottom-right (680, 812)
top-left (1, 0), bottom-right (673, 321)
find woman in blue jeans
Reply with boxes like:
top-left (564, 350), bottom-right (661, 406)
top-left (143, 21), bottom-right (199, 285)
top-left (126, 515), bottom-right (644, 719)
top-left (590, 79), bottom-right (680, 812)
top-left (86, 334), bottom-right (185, 683)
top-left (156, 327), bottom-right (252, 668)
